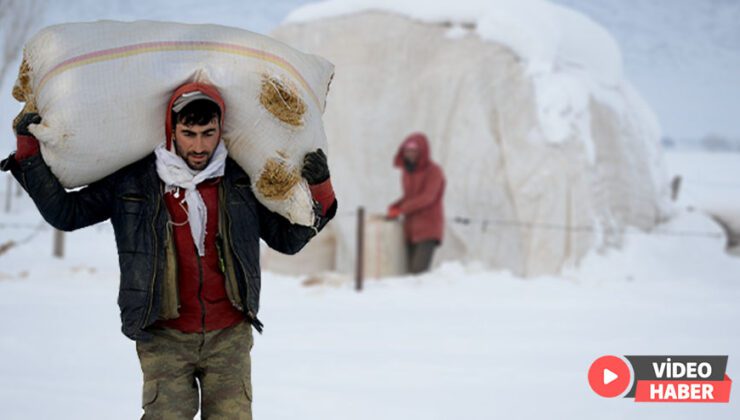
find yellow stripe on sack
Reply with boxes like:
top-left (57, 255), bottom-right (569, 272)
top-left (37, 41), bottom-right (321, 108)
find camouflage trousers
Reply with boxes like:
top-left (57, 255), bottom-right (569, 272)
top-left (136, 321), bottom-right (253, 419)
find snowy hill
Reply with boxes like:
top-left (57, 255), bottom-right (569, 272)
top-left (552, 0), bottom-right (740, 142)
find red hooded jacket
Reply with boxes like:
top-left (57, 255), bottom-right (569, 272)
top-left (391, 133), bottom-right (445, 244)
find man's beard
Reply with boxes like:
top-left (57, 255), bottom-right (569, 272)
top-left (185, 152), bottom-right (212, 170)
top-left (174, 142), bottom-right (212, 171)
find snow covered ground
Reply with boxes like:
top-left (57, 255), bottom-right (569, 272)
top-left (1, 150), bottom-right (738, 419)
top-left (665, 151), bottom-right (740, 214)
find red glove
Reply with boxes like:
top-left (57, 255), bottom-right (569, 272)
top-left (16, 135), bottom-right (40, 161)
top-left (386, 205), bottom-right (401, 219)
top-left (14, 113), bottom-right (41, 161)
top-left (309, 178), bottom-right (335, 217)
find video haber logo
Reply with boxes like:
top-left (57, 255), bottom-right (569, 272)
top-left (588, 355), bottom-right (732, 403)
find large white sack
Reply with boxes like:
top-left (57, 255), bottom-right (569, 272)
top-left (14, 20), bottom-right (334, 226)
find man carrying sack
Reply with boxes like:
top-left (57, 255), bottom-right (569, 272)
top-left (1, 82), bottom-right (337, 419)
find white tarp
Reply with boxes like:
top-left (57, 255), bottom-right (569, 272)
top-left (15, 20), bottom-right (334, 225)
top-left (272, 10), bottom-right (671, 276)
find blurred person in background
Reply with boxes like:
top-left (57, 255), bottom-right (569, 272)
top-left (387, 132), bottom-right (445, 274)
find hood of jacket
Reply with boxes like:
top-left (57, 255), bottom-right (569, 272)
top-left (165, 82), bottom-right (226, 151)
top-left (394, 132), bottom-right (431, 172)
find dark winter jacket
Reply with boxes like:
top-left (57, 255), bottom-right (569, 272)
top-left (1, 153), bottom-right (336, 341)
top-left (391, 133), bottom-right (445, 244)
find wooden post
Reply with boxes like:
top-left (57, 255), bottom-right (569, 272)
top-left (53, 229), bottom-right (65, 258)
top-left (671, 175), bottom-right (682, 201)
top-left (4, 174), bottom-right (11, 213)
top-left (355, 206), bottom-right (365, 292)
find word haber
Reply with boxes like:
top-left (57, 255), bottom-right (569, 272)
top-left (650, 383), bottom-right (715, 401)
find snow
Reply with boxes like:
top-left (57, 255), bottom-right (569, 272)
top-left (553, 0), bottom-right (740, 141)
top-left (443, 24), bottom-right (471, 40)
top-left (285, 0), bottom-right (740, 142)
top-left (285, 0), bottom-right (639, 150)
top-left (665, 151), bottom-right (740, 215)
top-left (664, 150), bottom-right (740, 238)
top-left (0, 2), bottom-right (738, 417)
top-left (286, 0), bottom-right (622, 83)
top-left (1, 150), bottom-right (739, 419)
top-left (2, 0), bottom-right (737, 155)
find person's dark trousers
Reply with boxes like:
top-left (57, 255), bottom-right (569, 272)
top-left (406, 240), bottom-right (438, 274)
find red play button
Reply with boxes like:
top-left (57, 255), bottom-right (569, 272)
top-left (588, 355), bottom-right (632, 398)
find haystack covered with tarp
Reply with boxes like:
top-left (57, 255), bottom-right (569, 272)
top-left (264, 0), bottom-right (670, 276)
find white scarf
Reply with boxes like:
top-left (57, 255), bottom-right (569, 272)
top-left (154, 141), bottom-right (228, 256)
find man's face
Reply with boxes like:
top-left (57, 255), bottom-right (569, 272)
top-left (403, 147), bottom-right (420, 164)
top-left (173, 118), bottom-right (220, 170)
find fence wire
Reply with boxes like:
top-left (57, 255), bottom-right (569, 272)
top-left (333, 210), bottom-right (725, 239)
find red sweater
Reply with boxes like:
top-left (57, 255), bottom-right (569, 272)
top-left (157, 178), bottom-right (245, 333)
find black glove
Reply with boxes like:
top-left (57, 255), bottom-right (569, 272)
top-left (302, 149), bottom-right (330, 185)
top-left (15, 113), bottom-right (41, 136)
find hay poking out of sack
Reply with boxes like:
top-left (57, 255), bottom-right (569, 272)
top-left (256, 154), bottom-right (301, 200)
top-left (259, 75), bottom-right (306, 127)
top-left (12, 57), bottom-right (37, 129)
top-left (12, 57), bottom-right (32, 102)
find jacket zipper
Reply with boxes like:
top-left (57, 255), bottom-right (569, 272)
top-left (215, 234), bottom-right (242, 311)
top-left (140, 190), bottom-right (162, 329)
top-left (196, 247), bottom-right (206, 333)
top-left (217, 186), bottom-right (241, 310)
top-left (166, 221), bottom-right (181, 311)
top-left (224, 193), bottom-right (261, 329)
